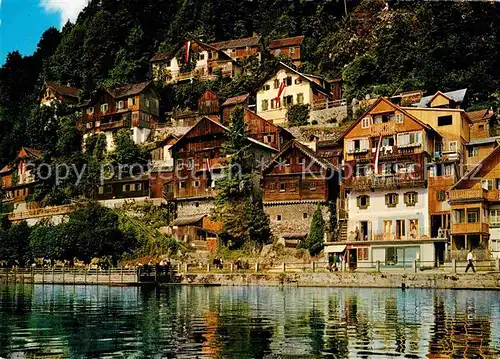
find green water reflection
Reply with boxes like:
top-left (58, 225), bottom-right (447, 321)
top-left (0, 285), bottom-right (499, 358)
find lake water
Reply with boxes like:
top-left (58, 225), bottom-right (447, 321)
top-left (0, 285), bottom-right (499, 358)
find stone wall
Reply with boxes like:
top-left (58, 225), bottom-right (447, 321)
top-left (309, 105), bottom-right (348, 126)
top-left (175, 272), bottom-right (500, 289)
top-left (264, 202), bottom-right (331, 238)
top-left (176, 199), bottom-right (215, 218)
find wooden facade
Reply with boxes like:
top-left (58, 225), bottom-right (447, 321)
top-left (262, 140), bottom-right (338, 203)
top-left (208, 36), bottom-right (262, 61)
top-left (244, 109), bottom-right (294, 151)
top-left (170, 116), bottom-right (277, 201)
top-left (80, 81), bottom-right (159, 135)
top-left (221, 94), bottom-right (254, 123)
top-left (198, 90), bottom-right (220, 116)
top-left (40, 81), bottom-right (80, 106)
top-left (269, 36), bottom-right (305, 66)
top-left (96, 177), bottom-right (150, 201)
top-left (0, 147), bottom-right (41, 204)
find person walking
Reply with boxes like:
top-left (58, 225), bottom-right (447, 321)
top-left (465, 249), bottom-right (476, 273)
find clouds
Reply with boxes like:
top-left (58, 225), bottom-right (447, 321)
top-left (40, 0), bottom-right (88, 28)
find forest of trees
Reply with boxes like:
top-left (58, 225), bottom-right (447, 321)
top-left (3, 0), bottom-right (500, 166)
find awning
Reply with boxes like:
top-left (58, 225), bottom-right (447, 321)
top-left (324, 244), bottom-right (347, 253)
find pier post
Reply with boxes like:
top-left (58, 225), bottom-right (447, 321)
top-left (84, 269), bottom-right (87, 284)
top-left (96, 269), bottom-right (99, 284)
top-left (121, 267), bottom-right (124, 283)
top-left (52, 267), bottom-right (55, 283)
top-left (230, 263), bottom-right (234, 272)
top-left (254, 263), bottom-right (259, 273)
top-left (42, 267), bottom-right (44, 284)
top-left (109, 269), bottom-right (112, 284)
top-left (207, 264), bottom-right (211, 273)
top-left (312, 262), bottom-right (316, 273)
top-left (376, 261), bottom-right (380, 273)
top-left (496, 258), bottom-right (500, 271)
top-left (73, 269), bottom-right (76, 284)
top-left (412, 260), bottom-right (417, 273)
top-left (282, 263), bottom-right (286, 273)
top-left (452, 259), bottom-right (457, 273)
top-left (62, 266), bottom-right (65, 283)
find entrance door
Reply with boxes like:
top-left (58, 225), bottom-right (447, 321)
top-left (348, 249), bottom-right (357, 271)
top-left (360, 221), bottom-right (369, 241)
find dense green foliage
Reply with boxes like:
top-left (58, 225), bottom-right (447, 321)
top-left (2, 0), bottom-right (500, 167)
top-left (212, 107), bottom-right (271, 248)
top-left (287, 104), bottom-right (310, 127)
top-left (304, 205), bottom-right (325, 256)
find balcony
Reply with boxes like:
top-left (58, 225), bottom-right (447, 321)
top-left (344, 173), bottom-right (426, 190)
top-left (99, 119), bottom-right (129, 131)
top-left (370, 122), bottom-right (396, 137)
top-left (449, 188), bottom-right (486, 202)
top-left (451, 222), bottom-right (489, 235)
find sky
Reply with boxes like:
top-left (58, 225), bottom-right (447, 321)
top-left (0, 0), bottom-right (88, 64)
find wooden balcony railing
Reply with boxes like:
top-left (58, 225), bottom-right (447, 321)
top-left (370, 122), bottom-right (396, 137)
top-left (451, 222), bottom-right (489, 235)
top-left (344, 173), bottom-right (425, 190)
top-left (99, 119), bottom-right (129, 131)
top-left (449, 188), bottom-right (486, 202)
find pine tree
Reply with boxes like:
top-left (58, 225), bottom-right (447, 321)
top-left (306, 205), bottom-right (325, 256)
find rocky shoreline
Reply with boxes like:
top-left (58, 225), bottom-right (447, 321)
top-left (173, 272), bottom-right (500, 290)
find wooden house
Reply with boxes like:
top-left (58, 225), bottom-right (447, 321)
top-left (415, 89), bottom-right (468, 109)
top-left (449, 145), bottom-right (500, 259)
top-left (198, 90), bottom-right (220, 116)
top-left (95, 176), bottom-right (150, 202)
top-left (167, 214), bottom-right (223, 252)
top-left (40, 81), bottom-right (80, 106)
top-left (342, 97), bottom-right (448, 269)
top-left (208, 36), bottom-right (262, 62)
top-left (268, 36), bottom-right (305, 66)
top-left (221, 93), bottom-right (255, 123)
top-left (169, 116), bottom-right (277, 217)
top-left (149, 134), bottom-right (178, 202)
top-left (150, 36), bottom-right (243, 84)
top-left (80, 81), bottom-right (160, 151)
top-left (244, 109), bottom-right (294, 151)
top-left (261, 139), bottom-right (339, 239)
top-left (467, 109), bottom-right (499, 140)
top-left (0, 147), bottom-right (41, 209)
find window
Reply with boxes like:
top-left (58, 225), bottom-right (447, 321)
top-left (468, 146), bottom-right (479, 157)
top-left (274, 79), bottom-right (280, 89)
top-left (409, 219), bottom-right (419, 239)
top-left (383, 220), bottom-right (393, 234)
top-left (404, 192), bottom-right (418, 206)
top-left (444, 164), bottom-right (453, 176)
top-left (276, 215), bottom-right (282, 221)
top-left (275, 49), bottom-right (281, 55)
top-left (448, 141), bottom-right (458, 152)
top-left (137, 183), bottom-right (142, 191)
top-left (454, 209), bottom-right (465, 224)
top-left (357, 248), bottom-right (369, 261)
top-left (193, 180), bottom-right (200, 188)
top-left (437, 190), bottom-right (446, 202)
top-left (396, 220), bottom-right (406, 239)
top-left (100, 103), bottom-right (109, 113)
top-left (397, 132), bottom-right (422, 147)
top-left (357, 195), bottom-right (370, 209)
top-left (289, 47), bottom-right (295, 54)
top-left (280, 183), bottom-right (286, 192)
top-left (86, 107), bottom-right (94, 115)
top-left (284, 95), bottom-right (293, 107)
top-left (128, 97), bottom-right (136, 106)
top-left (262, 99), bottom-right (269, 111)
top-left (177, 159), bottom-right (183, 169)
top-left (490, 210), bottom-right (500, 226)
top-left (396, 114), bottom-right (404, 124)
top-left (309, 181), bottom-right (317, 191)
top-left (303, 213), bottom-right (308, 219)
top-left (361, 117), bottom-right (371, 128)
top-left (297, 93), bottom-right (304, 104)
top-left (295, 78), bottom-right (302, 85)
top-left (482, 179), bottom-right (494, 191)
top-left (263, 84), bottom-right (270, 91)
top-left (284, 76), bottom-right (292, 86)
top-left (347, 138), bottom-right (369, 153)
top-left (479, 124), bottom-right (485, 130)
top-left (117, 100), bottom-right (124, 110)
top-left (386, 193), bottom-right (399, 207)
top-left (45, 89), bottom-right (51, 98)
top-left (199, 53), bottom-right (205, 60)
top-left (145, 99), bottom-right (150, 108)
top-left (467, 209), bottom-right (479, 223)
top-left (179, 181), bottom-right (186, 189)
top-left (187, 158), bottom-right (194, 169)
top-left (438, 115), bottom-right (453, 126)
top-left (98, 186), bottom-right (104, 195)
top-left (264, 135), bottom-right (274, 143)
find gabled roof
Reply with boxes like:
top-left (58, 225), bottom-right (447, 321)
top-left (209, 36), bottom-right (261, 50)
top-left (172, 215), bottom-right (205, 227)
top-left (107, 81), bottom-right (153, 98)
top-left (416, 89), bottom-right (467, 108)
top-left (0, 147), bottom-right (42, 174)
top-left (263, 139), bottom-right (337, 173)
top-left (171, 116), bottom-right (277, 152)
top-left (269, 36), bottom-right (305, 49)
top-left (342, 97), bottom-right (441, 139)
top-left (244, 109), bottom-right (294, 138)
top-left (467, 136), bottom-right (500, 146)
top-left (222, 94), bottom-right (249, 107)
top-left (451, 145), bottom-right (500, 190)
top-left (44, 81), bottom-right (80, 99)
top-left (466, 109), bottom-right (494, 122)
top-left (150, 52), bottom-right (171, 62)
top-left (260, 62), bottom-right (331, 98)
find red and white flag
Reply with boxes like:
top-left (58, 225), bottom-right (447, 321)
top-left (374, 135), bottom-right (383, 175)
top-left (275, 81), bottom-right (286, 103)
top-left (184, 41), bottom-right (191, 63)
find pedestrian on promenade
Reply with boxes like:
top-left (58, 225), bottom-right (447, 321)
top-left (465, 249), bottom-right (476, 273)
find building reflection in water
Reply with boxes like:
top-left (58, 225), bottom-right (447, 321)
top-left (0, 285), bottom-right (499, 358)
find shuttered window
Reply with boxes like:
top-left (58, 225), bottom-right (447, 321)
top-left (404, 192), bottom-right (418, 206)
top-left (385, 193), bottom-right (399, 208)
top-left (357, 195), bottom-right (370, 209)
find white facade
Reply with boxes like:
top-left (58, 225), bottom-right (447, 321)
top-left (256, 68), bottom-right (315, 125)
top-left (347, 188), bottom-right (430, 241)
